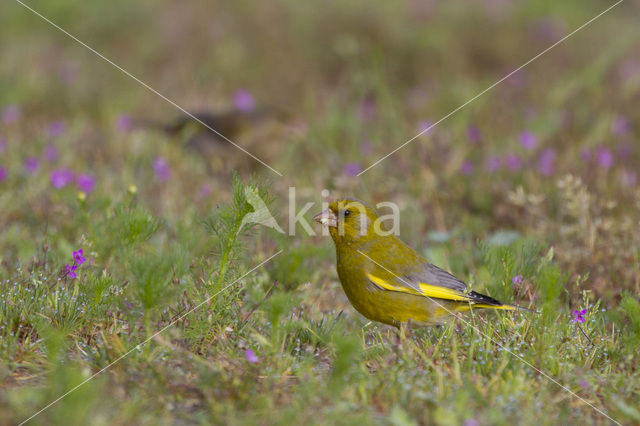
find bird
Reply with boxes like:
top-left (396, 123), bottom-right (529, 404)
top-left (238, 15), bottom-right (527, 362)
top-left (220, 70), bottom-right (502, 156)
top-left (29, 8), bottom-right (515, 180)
top-left (162, 109), bottom-right (273, 148)
top-left (137, 107), bottom-right (291, 173)
top-left (313, 198), bottom-right (530, 328)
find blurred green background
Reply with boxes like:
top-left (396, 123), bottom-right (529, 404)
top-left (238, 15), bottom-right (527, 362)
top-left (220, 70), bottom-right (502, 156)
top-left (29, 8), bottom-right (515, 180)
top-left (1, 0), bottom-right (639, 424)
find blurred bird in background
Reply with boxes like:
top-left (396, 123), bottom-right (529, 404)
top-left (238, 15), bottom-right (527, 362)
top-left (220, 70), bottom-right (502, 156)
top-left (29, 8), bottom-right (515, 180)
top-left (138, 106), bottom-right (295, 173)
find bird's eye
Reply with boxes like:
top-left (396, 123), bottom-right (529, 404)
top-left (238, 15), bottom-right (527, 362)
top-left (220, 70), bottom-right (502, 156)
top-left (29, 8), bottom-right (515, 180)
top-left (343, 209), bottom-right (351, 217)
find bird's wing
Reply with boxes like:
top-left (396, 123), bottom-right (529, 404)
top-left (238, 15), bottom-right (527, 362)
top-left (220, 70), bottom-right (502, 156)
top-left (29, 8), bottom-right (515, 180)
top-left (367, 262), bottom-right (492, 304)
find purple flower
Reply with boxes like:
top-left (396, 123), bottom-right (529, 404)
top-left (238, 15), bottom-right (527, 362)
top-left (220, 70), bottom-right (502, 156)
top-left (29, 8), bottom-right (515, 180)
top-left (572, 309), bottom-right (587, 323)
top-left (508, 70), bottom-right (526, 88)
top-left (504, 154), bottom-right (523, 171)
top-left (2, 105), bottom-right (21, 124)
top-left (486, 155), bottom-right (502, 172)
top-left (76, 173), bottom-right (97, 193)
top-left (66, 264), bottom-right (78, 279)
top-left (153, 158), bottom-right (171, 182)
top-left (533, 17), bottom-right (566, 42)
top-left (359, 96), bottom-right (377, 122)
top-left (245, 348), bottom-right (259, 363)
top-left (463, 420), bottom-right (480, 426)
top-left (44, 144), bottom-right (59, 163)
top-left (537, 148), bottom-right (556, 176)
top-left (360, 140), bottom-right (374, 156)
top-left (51, 168), bottom-right (75, 189)
top-left (580, 380), bottom-right (590, 390)
top-left (520, 131), bottom-right (538, 150)
top-left (619, 59), bottom-right (640, 82)
top-left (73, 249), bottom-right (87, 266)
top-left (198, 183), bottom-right (212, 199)
top-left (419, 121), bottom-right (434, 133)
top-left (48, 121), bottom-right (67, 138)
top-left (59, 61), bottom-right (79, 85)
top-left (233, 90), bottom-right (255, 113)
top-left (123, 300), bottom-right (135, 310)
top-left (343, 162), bottom-right (362, 177)
top-left (612, 116), bottom-right (630, 136)
top-left (621, 170), bottom-right (637, 187)
top-left (461, 160), bottom-right (474, 176)
top-left (0, 137), bottom-right (7, 153)
top-left (467, 125), bottom-right (482, 143)
top-left (0, 167), bottom-right (7, 182)
top-left (511, 275), bottom-right (524, 288)
top-left (116, 114), bottom-right (133, 132)
top-left (597, 147), bottom-right (614, 169)
top-left (24, 157), bottom-right (41, 175)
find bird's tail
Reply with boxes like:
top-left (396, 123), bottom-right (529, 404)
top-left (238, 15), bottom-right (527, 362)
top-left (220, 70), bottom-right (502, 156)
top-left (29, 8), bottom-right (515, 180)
top-left (467, 291), bottom-right (537, 312)
top-left (473, 303), bottom-right (537, 313)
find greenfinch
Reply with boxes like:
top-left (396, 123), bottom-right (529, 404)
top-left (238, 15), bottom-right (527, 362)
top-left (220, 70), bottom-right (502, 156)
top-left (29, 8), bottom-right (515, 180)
top-left (314, 198), bottom-right (526, 327)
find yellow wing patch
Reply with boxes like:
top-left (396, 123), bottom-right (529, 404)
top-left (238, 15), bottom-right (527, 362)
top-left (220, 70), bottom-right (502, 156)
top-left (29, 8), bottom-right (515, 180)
top-left (417, 283), bottom-right (471, 301)
top-left (367, 273), bottom-right (421, 295)
top-left (367, 273), bottom-right (472, 302)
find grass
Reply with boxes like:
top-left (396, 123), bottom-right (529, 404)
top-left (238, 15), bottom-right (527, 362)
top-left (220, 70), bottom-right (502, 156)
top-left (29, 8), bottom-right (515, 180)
top-left (1, 0), bottom-right (640, 424)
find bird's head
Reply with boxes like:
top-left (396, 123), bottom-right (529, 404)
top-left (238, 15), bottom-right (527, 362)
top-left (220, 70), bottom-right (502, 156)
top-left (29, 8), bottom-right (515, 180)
top-left (313, 198), bottom-right (381, 245)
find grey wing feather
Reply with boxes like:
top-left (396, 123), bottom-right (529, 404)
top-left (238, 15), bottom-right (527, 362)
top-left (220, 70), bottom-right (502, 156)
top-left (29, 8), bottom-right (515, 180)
top-left (404, 262), bottom-right (470, 293)
top-left (406, 262), bottom-right (504, 306)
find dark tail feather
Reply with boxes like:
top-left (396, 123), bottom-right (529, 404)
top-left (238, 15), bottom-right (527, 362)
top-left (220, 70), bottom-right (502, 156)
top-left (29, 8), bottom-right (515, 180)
top-left (468, 291), bottom-right (503, 306)
top-left (468, 291), bottom-right (538, 313)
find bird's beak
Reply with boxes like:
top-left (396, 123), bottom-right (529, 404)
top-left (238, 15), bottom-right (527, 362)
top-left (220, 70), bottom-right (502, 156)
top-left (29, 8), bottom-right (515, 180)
top-left (313, 208), bottom-right (337, 228)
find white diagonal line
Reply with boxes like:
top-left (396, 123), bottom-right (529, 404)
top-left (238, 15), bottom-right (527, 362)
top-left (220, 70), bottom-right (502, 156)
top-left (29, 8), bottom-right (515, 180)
top-left (18, 250), bottom-right (283, 425)
top-left (356, 249), bottom-right (621, 425)
top-left (358, 0), bottom-right (624, 176)
top-left (13, 0), bottom-right (284, 177)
